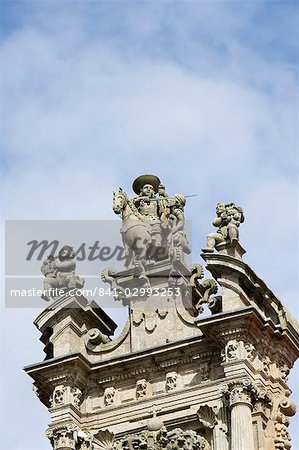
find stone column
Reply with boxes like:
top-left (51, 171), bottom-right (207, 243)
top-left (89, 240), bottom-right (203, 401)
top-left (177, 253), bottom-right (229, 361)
top-left (222, 380), bottom-right (255, 450)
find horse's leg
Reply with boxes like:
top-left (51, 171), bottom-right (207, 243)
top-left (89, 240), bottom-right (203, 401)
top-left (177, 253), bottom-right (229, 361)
top-left (123, 240), bottom-right (134, 268)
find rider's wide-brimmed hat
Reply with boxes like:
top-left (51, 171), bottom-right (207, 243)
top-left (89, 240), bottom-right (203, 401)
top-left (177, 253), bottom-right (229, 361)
top-left (132, 174), bottom-right (161, 194)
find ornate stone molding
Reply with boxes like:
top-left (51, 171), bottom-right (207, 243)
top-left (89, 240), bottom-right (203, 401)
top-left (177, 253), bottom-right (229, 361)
top-left (272, 397), bottom-right (296, 450)
top-left (94, 350), bottom-right (216, 386)
top-left (264, 395), bottom-right (296, 450)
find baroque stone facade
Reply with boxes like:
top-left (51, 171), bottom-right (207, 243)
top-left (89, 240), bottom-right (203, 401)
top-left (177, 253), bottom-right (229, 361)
top-left (26, 175), bottom-right (299, 450)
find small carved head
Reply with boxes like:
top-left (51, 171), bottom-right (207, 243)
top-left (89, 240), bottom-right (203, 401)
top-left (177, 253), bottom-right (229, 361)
top-left (158, 184), bottom-right (166, 196)
top-left (104, 387), bottom-right (116, 406)
top-left (166, 372), bottom-right (178, 392)
top-left (136, 379), bottom-right (148, 400)
top-left (59, 245), bottom-right (75, 260)
top-left (51, 385), bottom-right (66, 407)
top-left (199, 362), bottom-right (210, 381)
top-left (226, 340), bottom-right (239, 360)
top-left (216, 202), bottom-right (226, 215)
top-left (174, 194), bottom-right (186, 208)
top-left (140, 184), bottom-right (155, 197)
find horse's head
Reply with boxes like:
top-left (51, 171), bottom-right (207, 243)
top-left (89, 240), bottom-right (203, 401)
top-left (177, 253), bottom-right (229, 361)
top-left (113, 188), bottom-right (127, 214)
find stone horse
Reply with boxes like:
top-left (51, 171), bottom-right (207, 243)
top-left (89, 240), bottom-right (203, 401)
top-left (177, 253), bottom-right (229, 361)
top-left (113, 188), bottom-right (152, 275)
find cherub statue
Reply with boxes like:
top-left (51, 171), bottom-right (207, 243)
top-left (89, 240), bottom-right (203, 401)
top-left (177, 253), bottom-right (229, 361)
top-left (204, 202), bottom-right (244, 252)
top-left (226, 202), bottom-right (244, 241)
top-left (41, 245), bottom-right (84, 301)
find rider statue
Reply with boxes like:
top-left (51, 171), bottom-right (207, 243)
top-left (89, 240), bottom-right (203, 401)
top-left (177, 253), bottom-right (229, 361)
top-left (132, 175), bottom-right (162, 248)
top-left (113, 174), bottom-right (191, 267)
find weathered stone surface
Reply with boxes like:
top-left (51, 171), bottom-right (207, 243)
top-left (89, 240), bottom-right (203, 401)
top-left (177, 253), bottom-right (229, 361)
top-left (25, 176), bottom-right (299, 450)
top-left (41, 245), bottom-right (85, 302)
top-left (203, 202), bottom-right (245, 254)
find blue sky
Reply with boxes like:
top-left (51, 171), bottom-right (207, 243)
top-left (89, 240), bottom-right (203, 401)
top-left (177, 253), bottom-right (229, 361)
top-left (0, 1), bottom-right (298, 449)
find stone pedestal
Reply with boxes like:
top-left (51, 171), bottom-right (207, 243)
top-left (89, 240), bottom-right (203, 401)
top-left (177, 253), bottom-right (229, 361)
top-left (34, 295), bottom-right (117, 359)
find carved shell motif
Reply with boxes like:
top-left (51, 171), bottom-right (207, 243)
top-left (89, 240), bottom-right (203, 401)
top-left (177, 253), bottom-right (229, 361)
top-left (93, 430), bottom-right (114, 450)
top-left (197, 405), bottom-right (217, 429)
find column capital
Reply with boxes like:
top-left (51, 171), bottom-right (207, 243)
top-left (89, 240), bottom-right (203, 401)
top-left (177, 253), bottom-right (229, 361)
top-left (221, 379), bottom-right (258, 408)
top-left (45, 423), bottom-right (79, 450)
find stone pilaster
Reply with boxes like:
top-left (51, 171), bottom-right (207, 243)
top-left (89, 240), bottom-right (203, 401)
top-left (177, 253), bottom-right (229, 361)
top-left (213, 406), bottom-right (229, 450)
